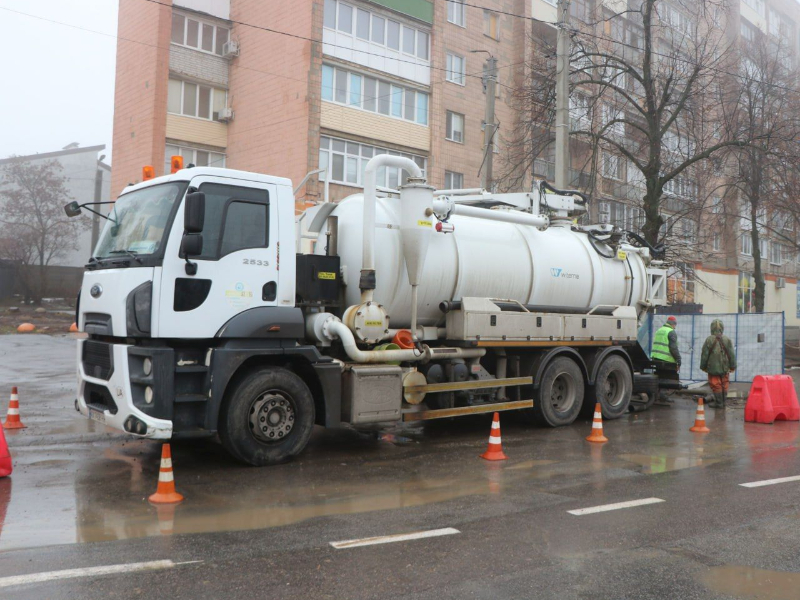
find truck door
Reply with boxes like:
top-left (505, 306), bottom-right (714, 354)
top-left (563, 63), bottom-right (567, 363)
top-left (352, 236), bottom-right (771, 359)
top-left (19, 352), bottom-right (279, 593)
top-left (156, 177), bottom-right (279, 338)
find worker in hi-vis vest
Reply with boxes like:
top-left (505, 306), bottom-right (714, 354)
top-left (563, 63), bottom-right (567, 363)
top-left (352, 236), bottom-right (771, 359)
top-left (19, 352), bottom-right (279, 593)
top-left (651, 316), bottom-right (681, 372)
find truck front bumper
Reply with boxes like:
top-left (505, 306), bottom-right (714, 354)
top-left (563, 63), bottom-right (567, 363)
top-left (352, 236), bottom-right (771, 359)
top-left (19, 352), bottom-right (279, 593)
top-left (76, 339), bottom-right (173, 439)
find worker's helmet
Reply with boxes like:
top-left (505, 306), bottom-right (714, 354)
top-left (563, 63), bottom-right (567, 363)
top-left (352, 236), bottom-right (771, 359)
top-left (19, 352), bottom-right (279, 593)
top-left (666, 315), bottom-right (677, 326)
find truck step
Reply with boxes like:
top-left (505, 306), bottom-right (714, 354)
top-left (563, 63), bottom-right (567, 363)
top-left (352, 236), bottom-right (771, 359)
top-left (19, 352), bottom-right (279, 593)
top-left (175, 364), bottom-right (209, 374)
top-left (174, 393), bottom-right (207, 403)
top-left (402, 399), bottom-right (534, 422)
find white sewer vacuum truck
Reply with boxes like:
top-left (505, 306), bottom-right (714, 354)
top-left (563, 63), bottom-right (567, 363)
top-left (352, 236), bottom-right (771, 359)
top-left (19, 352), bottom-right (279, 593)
top-left (66, 155), bottom-right (668, 465)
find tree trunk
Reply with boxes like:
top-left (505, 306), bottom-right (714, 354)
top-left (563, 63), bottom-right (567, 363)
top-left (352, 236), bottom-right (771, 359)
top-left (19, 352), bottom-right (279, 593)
top-left (641, 183), bottom-right (664, 245)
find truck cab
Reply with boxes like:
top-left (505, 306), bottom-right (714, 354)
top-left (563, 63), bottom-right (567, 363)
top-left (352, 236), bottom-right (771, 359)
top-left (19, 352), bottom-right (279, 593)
top-left (75, 168), bottom-right (340, 461)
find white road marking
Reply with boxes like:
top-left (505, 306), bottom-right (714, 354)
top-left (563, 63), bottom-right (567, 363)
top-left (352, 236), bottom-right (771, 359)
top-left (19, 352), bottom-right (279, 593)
top-left (330, 527), bottom-right (460, 549)
top-left (740, 475), bottom-right (800, 488)
top-left (567, 497), bottom-right (665, 516)
top-left (0, 560), bottom-right (202, 589)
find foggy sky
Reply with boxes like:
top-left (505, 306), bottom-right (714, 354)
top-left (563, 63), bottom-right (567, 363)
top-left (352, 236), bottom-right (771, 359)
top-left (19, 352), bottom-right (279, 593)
top-left (0, 1), bottom-right (118, 162)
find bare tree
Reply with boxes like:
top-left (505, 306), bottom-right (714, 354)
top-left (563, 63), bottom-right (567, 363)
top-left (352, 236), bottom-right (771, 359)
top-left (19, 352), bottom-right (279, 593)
top-left (722, 33), bottom-right (800, 312)
top-left (503, 0), bottom-right (750, 248)
top-left (0, 159), bottom-right (81, 303)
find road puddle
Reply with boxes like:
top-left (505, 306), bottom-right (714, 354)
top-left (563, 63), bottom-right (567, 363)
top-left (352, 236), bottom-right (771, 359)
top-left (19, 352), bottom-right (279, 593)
top-left (702, 565), bottom-right (800, 600)
top-left (618, 453), bottom-right (721, 474)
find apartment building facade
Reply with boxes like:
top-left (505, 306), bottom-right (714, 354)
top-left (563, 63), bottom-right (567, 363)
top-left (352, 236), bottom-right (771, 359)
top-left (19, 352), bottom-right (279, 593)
top-left (525, 0), bottom-right (800, 324)
top-left (111, 0), bottom-right (530, 209)
top-left (111, 0), bottom-right (800, 322)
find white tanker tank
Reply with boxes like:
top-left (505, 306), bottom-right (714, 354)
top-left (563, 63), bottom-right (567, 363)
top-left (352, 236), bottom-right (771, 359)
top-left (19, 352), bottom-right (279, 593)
top-left (314, 193), bottom-right (650, 329)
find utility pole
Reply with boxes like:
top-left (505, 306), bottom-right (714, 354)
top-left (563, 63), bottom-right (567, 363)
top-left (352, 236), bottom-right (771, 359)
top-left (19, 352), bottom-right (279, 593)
top-left (555, 0), bottom-right (571, 189)
top-left (482, 55), bottom-right (498, 191)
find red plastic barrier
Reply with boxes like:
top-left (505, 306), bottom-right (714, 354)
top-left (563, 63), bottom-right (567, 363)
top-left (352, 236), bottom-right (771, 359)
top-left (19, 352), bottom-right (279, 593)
top-left (0, 424), bottom-right (11, 477)
top-left (745, 375), bottom-right (800, 424)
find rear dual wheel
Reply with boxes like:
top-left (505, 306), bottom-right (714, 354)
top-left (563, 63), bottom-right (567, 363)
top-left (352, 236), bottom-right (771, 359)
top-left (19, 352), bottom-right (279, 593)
top-left (592, 355), bottom-right (633, 419)
top-left (520, 356), bottom-right (585, 427)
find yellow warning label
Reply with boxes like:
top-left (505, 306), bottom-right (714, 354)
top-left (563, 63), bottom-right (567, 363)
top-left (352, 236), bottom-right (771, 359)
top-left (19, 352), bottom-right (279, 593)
top-left (317, 271), bottom-right (336, 280)
top-left (364, 320), bottom-right (384, 327)
top-left (417, 220), bottom-right (432, 227)
top-left (617, 250), bottom-right (627, 260)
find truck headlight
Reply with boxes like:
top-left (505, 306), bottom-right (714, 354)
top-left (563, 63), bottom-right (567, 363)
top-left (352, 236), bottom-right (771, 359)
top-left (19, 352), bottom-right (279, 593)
top-left (126, 282), bottom-right (152, 336)
top-left (143, 358), bottom-right (152, 376)
top-left (145, 386), bottom-right (154, 404)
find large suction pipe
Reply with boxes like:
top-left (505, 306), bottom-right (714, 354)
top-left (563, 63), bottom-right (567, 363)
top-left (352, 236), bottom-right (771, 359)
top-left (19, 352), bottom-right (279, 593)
top-left (362, 155), bottom-right (423, 303)
top-left (327, 320), bottom-right (485, 363)
top-left (432, 198), bottom-right (549, 228)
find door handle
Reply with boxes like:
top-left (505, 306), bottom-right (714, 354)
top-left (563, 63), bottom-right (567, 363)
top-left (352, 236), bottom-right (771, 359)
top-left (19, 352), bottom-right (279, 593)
top-left (262, 281), bottom-right (277, 301)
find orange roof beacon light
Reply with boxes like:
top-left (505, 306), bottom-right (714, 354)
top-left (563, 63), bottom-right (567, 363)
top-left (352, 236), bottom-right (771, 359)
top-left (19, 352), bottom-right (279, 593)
top-left (170, 155), bottom-right (184, 174)
top-left (142, 165), bottom-right (155, 181)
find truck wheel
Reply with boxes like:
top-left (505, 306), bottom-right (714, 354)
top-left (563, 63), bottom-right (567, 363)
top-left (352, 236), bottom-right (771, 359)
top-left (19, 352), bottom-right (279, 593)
top-left (220, 367), bottom-right (315, 466)
top-left (527, 356), bottom-right (584, 427)
top-left (593, 355), bottom-right (632, 419)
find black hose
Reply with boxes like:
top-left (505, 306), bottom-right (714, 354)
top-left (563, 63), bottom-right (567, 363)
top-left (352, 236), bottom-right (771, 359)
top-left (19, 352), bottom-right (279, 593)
top-left (587, 230), bottom-right (616, 259)
top-left (539, 180), bottom-right (590, 207)
top-left (625, 230), bottom-right (666, 260)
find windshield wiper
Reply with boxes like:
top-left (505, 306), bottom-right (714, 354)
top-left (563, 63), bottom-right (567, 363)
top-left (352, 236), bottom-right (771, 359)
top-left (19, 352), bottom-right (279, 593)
top-left (108, 249), bottom-right (143, 264)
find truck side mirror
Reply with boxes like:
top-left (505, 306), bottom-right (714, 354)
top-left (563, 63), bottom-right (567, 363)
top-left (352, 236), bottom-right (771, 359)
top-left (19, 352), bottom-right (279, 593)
top-left (180, 233), bottom-right (203, 275)
top-left (181, 233), bottom-right (203, 257)
top-left (64, 201), bottom-right (82, 218)
top-left (184, 192), bottom-right (205, 233)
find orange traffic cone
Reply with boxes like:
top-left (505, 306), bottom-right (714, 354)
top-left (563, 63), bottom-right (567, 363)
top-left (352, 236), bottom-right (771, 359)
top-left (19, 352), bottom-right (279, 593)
top-left (690, 397), bottom-right (710, 433)
top-left (148, 444), bottom-right (184, 504)
top-left (480, 412), bottom-right (508, 461)
top-left (0, 423), bottom-right (11, 477)
top-left (3, 388), bottom-right (26, 430)
top-left (586, 403), bottom-right (608, 443)
top-left (69, 323), bottom-right (78, 333)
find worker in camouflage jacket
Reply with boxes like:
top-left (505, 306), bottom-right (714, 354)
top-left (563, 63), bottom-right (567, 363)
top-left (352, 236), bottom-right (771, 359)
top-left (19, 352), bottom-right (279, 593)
top-left (700, 319), bottom-right (737, 409)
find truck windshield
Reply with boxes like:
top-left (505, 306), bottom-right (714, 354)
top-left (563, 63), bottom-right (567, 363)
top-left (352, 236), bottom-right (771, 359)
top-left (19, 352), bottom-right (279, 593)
top-left (94, 183), bottom-right (185, 259)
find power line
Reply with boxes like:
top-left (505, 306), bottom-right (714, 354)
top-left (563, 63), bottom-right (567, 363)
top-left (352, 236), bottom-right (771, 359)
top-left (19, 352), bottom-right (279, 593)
top-left (0, 3), bottom-right (526, 153)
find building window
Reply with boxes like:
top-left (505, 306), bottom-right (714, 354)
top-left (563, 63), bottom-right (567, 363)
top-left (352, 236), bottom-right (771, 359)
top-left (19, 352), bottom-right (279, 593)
top-left (601, 104), bottom-right (624, 137)
top-left (446, 53), bottom-right (466, 85)
top-left (165, 144), bottom-right (226, 174)
top-left (447, 0), bottom-right (465, 27)
top-left (570, 0), bottom-right (591, 23)
top-left (741, 18), bottom-right (757, 43)
top-left (770, 242), bottom-right (787, 266)
top-left (738, 271), bottom-right (755, 313)
top-left (170, 12), bottom-right (229, 56)
top-left (742, 0), bottom-right (765, 18)
top-left (318, 135), bottom-right (427, 189)
top-left (713, 232), bottom-right (721, 252)
top-left (446, 111), bottom-right (465, 143)
top-left (167, 79), bottom-right (228, 121)
top-left (324, 0), bottom-right (429, 61)
top-left (667, 262), bottom-right (695, 304)
top-left (321, 64), bottom-right (428, 125)
top-left (601, 152), bottom-right (623, 181)
top-left (444, 170), bottom-right (464, 189)
top-left (741, 232), bottom-right (752, 256)
top-left (570, 94), bottom-right (591, 128)
top-left (483, 11), bottom-right (499, 40)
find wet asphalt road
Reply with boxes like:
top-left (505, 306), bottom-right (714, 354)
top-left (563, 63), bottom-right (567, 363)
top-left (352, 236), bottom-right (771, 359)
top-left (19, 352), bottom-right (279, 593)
top-left (1, 335), bottom-right (800, 599)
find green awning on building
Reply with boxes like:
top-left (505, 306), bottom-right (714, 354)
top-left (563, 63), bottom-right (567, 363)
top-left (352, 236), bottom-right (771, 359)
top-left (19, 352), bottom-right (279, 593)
top-left (368, 0), bottom-right (433, 24)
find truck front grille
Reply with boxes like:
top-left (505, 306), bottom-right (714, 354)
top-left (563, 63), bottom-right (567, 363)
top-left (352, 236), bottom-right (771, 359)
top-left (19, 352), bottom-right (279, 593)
top-left (83, 340), bottom-right (114, 380)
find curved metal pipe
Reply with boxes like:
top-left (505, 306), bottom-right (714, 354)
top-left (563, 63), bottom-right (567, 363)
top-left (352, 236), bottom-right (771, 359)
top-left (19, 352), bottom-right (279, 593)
top-left (328, 321), bottom-right (425, 363)
top-left (327, 320), bottom-right (486, 363)
top-left (362, 155), bottom-right (422, 303)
